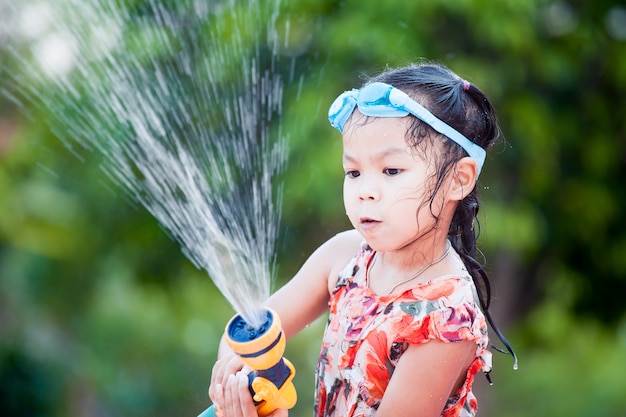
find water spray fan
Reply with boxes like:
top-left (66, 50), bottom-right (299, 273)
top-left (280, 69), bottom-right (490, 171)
top-left (198, 308), bottom-right (297, 417)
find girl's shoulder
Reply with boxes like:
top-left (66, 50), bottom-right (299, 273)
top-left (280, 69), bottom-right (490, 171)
top-left (320, 229), bottom-right (363, 256)
top-left (316, 229), bottom-right (363, 291)
top-left (329, 228), bottom-right (363, 247)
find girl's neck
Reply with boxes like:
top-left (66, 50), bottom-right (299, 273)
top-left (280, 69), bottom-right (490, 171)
top-left (368, 235), bottom-right (458, 294)
top-left (378, 231), bottom-right (449, 270)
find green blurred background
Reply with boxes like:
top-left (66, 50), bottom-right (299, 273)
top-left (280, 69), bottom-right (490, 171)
top-left (1, 0), bottom-right (625, 416)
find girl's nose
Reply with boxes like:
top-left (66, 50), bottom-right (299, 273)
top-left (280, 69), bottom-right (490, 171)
top-left (358, 178), bottom-right (379, 201)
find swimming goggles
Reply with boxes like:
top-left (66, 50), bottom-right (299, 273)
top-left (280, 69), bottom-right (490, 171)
top-left (328, 82), bottom-right (486, 173)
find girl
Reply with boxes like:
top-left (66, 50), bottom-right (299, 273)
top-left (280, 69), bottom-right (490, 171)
top-left (209, 62), bottom-right (516, 417)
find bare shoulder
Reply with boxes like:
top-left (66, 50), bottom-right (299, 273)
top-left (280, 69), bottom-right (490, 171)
top-left (324, 229), bottom-right (362, 251)
top-left (314, 229), bottom-right (362, 290)
top-left (266, 229), bottom-right (362, 338)
top-left (313, 229), bottom-right (362, 262)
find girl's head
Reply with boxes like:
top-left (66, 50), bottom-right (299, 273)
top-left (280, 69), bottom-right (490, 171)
top-left (330, 62), bottom-right (500, 255)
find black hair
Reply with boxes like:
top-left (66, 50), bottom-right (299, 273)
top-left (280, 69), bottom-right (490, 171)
top-left (368, 62), bottom-right (517, 372)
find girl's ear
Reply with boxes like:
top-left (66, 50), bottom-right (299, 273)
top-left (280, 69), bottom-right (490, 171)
top-left (449, 157), bottom-right (478, 201)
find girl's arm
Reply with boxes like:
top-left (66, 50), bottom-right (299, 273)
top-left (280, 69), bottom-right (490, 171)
top-left (265, 229), bottom-right (362, 339)
top-left (375, 340), bottom-right (477, 417)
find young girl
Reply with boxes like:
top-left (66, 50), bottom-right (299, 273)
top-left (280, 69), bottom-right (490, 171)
top-left (208, 62), bottom-right (515, 417)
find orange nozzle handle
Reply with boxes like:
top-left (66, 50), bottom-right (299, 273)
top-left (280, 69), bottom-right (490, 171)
top-left (224, 308), bottom-right (297, 416)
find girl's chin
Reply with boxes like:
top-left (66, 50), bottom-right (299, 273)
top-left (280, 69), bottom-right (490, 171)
top-left (360, 238), bottom-right (393, 253)
top-left (361, 236), bottom-right (423, 254)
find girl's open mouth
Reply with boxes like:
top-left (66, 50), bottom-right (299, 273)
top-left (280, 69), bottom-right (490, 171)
top-left (359, 217), bottom-right (381, 228)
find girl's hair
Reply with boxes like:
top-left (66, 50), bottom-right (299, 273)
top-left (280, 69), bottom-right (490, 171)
top-left (369, 62), bottom-right (517, 370)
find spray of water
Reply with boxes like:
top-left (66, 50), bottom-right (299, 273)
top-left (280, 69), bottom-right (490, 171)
top-left (3, 0), bottom-right (288, 328)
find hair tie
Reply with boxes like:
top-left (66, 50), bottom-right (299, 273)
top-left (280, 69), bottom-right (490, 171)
top-left (462, 80), bottom-right (470, 91)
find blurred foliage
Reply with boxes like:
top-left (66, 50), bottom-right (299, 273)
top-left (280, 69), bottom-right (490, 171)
top-left (1, 0), bottom-right (626, 416)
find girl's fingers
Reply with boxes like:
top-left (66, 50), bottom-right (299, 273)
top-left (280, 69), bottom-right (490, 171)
top-left (210, 382), bottom-right (224, 416)
top-left (221, 371), bottom-right (256, 417)
top-left (235, 371), bottom-right (257, 416)
top-left (216, 370), bottom-right (288, 417)
top-left (209, 354), bottom-right (244, 402)
top-left (222, 374), bottom-right (236, 416)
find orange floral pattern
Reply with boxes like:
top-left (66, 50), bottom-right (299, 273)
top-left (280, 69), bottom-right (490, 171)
top-left (314, 242), bottom-right (492, 417)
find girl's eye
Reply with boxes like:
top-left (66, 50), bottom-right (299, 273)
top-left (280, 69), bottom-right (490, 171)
top-left (384, 168), bottom-right (401, 176)
top-left (345, 170), bottom-right (360, 179)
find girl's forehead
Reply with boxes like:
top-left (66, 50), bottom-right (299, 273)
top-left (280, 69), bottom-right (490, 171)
top-left (343, 116), bottom-right (409, 140)
top-left (342, 117), bottom-right (410, 146)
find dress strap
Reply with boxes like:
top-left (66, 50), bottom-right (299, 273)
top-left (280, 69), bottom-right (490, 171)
top-left (334, 241), bottom-right (374, 290)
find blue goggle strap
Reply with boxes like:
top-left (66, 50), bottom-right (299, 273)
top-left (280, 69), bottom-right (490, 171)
top-left (328, 82), bottom-right (486, 173)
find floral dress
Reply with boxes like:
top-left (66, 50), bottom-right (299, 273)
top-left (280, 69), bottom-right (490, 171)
top-left (314, 242), bottom-right (492, 417)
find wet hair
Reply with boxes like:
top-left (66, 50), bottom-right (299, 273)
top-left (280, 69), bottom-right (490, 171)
top-left (368, 62), bottom-right (517, 370)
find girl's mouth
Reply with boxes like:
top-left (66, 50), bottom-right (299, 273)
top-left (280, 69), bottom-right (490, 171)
top-left (359, 217), bottom-right (381, 229)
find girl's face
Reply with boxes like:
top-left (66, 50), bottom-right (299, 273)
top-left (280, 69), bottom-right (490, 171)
top-left (342, 116), bottom-right (446, 252)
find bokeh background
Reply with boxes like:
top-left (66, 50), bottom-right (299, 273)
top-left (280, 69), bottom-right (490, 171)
top-left (1, 0), bottom-right (625, 416)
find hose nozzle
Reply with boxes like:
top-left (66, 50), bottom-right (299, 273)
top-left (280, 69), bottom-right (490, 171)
top-left (198, 308), bottom-right (297, 417)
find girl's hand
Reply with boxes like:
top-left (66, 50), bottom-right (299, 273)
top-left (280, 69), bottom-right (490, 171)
top-left (211, 371), bottom-right (256, 417)
top-left (208, 352), bottom-right (244, 405)
top-left (212, 370), bottom-right (288, 417)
